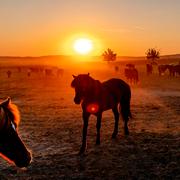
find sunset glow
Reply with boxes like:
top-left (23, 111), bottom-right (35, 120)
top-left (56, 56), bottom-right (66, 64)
top-left (0, 1), bottom-right (180, 56)
top-left (73, 38), bottom-right (93, 55)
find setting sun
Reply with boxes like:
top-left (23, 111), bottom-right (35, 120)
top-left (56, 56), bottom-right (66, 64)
top-left (73, 38), bottom-right (93, 55)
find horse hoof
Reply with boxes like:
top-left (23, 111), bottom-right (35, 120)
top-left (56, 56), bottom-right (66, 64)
top-left (78, 151), bottom-right (84, 155)
top-left (78, 148), bottom-right (85, 155)
top-left (96, 140), bottom-right (100, 145)
top-left (125, 131), bottom-right (129, 135)
top-left (112, 133), bottom-right (117, 139)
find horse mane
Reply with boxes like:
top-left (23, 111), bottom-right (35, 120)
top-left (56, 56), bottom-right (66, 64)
top-left (71, 74), bottom-right (101, 87)
top-left (7, 102), bottom-right (20, 128)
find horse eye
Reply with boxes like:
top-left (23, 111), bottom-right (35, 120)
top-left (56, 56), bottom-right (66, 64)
top-left (11, 122), bottom-right (16, 131)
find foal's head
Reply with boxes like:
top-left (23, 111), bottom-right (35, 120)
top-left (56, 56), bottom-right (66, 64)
top-left (71, 73), bottom-right (94, 104)
top-left (0, 98), bottom-right (31, 168)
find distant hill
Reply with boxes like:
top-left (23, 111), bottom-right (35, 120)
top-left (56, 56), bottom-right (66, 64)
top-left (160, 54), bottom-right (180, 59)
top-left (0, 54), bottom-right (180, 60)
top-left (0, 54), bottom-right (179, 67)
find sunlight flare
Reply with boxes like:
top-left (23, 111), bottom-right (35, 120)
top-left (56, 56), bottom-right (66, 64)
top-left (73, 38), bottom-right (93, 55)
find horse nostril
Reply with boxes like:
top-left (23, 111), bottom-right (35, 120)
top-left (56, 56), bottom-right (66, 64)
top-left (15, 151), bottom-right (32, 168)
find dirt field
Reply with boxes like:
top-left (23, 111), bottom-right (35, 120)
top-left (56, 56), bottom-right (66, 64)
top-left (0, 61), bottom-right (180, 179)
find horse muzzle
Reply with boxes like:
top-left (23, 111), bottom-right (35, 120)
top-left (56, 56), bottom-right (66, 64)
top-left (74, 97), bottom-right (81, 104)
top-left (14, 151), bottom-right (32, 168)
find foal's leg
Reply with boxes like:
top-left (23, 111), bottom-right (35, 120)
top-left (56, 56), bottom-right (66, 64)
top-left (96, 113), bottom-right (102, 145)
top-left (79, 111), bottom-right (90, 154)
top-left (112, 106), bottom-right (119, 138)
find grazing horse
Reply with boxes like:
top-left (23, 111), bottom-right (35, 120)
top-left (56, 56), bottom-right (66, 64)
top-left (174, 65), bottom-right (180, 76)
top-left (57, 68), bottom-right (64, 77)
top-left (45, 69), bottom-right (53, 76)
top-left (71, 74), bottom-right (132, 154)
top-left (146, 63), bottom-right (153, 75)
top-left (158, 64), bottom-right (169, 76)
top-left (7, 70), bottom-right (12, 78)
top-left (167, 64), bottom-right (180, 77)
top-left (124, 67), bottom-right (139, 84)
top-left (126, 64), bottom-right (135, 69)
top-left (0, 97), bottom-right (31, 168)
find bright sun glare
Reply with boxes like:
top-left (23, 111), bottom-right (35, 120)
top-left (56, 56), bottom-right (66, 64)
top-left (73, 38), bottom-right (93, 55)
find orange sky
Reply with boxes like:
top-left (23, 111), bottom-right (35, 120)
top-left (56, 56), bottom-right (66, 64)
top-left (0, 0), bottom-right (180, 56)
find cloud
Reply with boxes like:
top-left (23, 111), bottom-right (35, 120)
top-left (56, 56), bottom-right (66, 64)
top-left (101, 26), bottom-right (145, 33)
top-left (101, 28), bottom-right (132, 33)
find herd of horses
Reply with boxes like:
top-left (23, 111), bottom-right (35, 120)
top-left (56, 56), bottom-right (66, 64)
top-left (146, 63), bottom-right (180, 77)
top-left (158, 64), bottom-right (180, 77)
top-left (1, 73), bottom-right (132, 167)
top-left (124, 62), bottom-right (180, 85)
top-left (0, 66), bottom-right (64, 78)
top-left (0, 61), bottom-right (179, 169)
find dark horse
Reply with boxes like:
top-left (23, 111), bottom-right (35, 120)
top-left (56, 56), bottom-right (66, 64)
top-left (158, 64), bottom-right (169, 76)
top-left (146, 63), bottom-right (153, 75)
top-left (0, 97), bottom-right (31, 168)
top-left (124, 67), bottom-right (139, 84)
top-left (71, 74), bottom-right (131, 154)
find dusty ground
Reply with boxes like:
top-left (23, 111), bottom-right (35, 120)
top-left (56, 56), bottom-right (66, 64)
top-left (0, 64), bottom-right (180, 179)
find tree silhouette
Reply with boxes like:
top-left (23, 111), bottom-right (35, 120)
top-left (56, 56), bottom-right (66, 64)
top-left (102, 48), bottom-right (117, 63)
top-left (146, 48), bottom-right (160, 65)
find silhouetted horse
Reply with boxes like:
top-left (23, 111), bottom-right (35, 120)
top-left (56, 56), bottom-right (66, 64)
top-left (0, 97), bottom-right (31, 167)
top-left (71, 74), bottom-right (132, 154)
top-left (146, 63), bottom-right (153, 75)
top-left (167, 64), bottom-right (180, 77)
top-left (7, 70), bottom-right (12, 78)
top-left (158, 64), bottom-right (169, 76)
top-left (45, 69), bottom-right (53, 76)
top-left (57, 68), bottom-right (64, 77)
top-left (126, 64), bottom-right (135, 69)
top-left (124, 67), bottom-right (139, 84)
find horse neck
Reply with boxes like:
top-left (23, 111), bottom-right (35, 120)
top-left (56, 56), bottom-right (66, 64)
top-left (0, 107), bottom-right (10, 132)
top-left (0, 107), bottom-right (5, 130)
top-left (85, 79), bottom-right (102, 100)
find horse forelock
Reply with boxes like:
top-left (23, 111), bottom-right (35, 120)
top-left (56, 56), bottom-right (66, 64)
top-left (71, 78), bottom-right (76, 88)
top-left (71, 74), bottom-right (93, 88)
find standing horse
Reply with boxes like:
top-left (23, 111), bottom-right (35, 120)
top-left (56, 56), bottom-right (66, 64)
top-left (167, 64), bottom-right (180, 77)
top-left (146, 63), bottom-right (153, 75)
top-left (0, 97), bottom-right (31, 168)
top-left (124, 67), bottom-right (139, 84)
top-left (158, 64), bottom-right (168, 76)
top-left (71, 74), bottom-right (132, 154)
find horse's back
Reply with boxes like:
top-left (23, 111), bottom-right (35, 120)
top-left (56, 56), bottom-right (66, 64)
top-left (103, 78), bottom-right (129, 88)
top-left (102, 78), bottom-right (131, 101)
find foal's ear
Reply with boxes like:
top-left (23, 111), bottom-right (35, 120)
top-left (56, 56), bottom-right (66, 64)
top-left (87, 73), bottom-right (90, 76)
top-left (72, 75), bottom-right (77, 79)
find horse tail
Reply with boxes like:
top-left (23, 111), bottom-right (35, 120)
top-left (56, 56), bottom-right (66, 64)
top-left (129, 109), bottom-right (133, 119)
top-left (120, 84), bottom-right (132, 120)
top-left (127, 84), bottom-right (132, 119)
top-left (127, 95), bottom-right (132, 119)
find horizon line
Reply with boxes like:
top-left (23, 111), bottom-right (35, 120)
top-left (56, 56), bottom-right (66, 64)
top-left (0, 53), bottom-right (180, 58)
